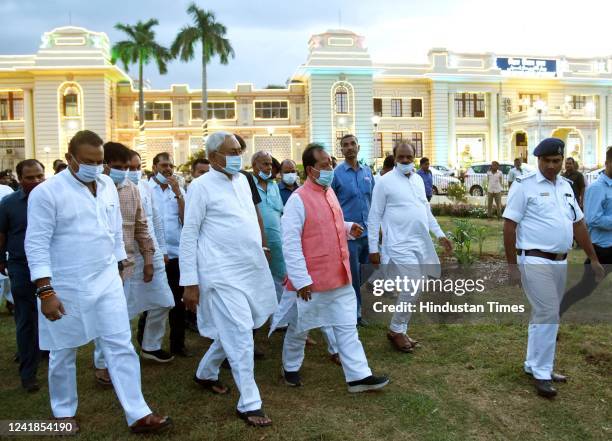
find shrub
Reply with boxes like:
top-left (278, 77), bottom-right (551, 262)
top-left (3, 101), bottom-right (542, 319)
top-left (447, 182), bottom-right (467, 203)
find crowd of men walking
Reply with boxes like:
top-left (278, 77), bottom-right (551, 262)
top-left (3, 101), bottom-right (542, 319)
top-left (0, 129), bottom-right (610, 433)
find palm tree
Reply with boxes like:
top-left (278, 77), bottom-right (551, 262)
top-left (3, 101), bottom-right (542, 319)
top-left (171, 3), bottom-right (234, 139)
top-left (111, 19), bottom-right (171, 135)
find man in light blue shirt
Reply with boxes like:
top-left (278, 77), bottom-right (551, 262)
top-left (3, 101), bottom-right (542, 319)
top-left (562, 147), bottom-right (612, 314)
top-left (252, 151), bottom-right (286, 301)
top-left (331, 134), bottom-right (375, 325)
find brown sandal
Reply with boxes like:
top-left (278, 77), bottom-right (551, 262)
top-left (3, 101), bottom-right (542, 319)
top-left (387, 331), bottom-right (414, 353)
top-left (193, 376), bottom-right (230, 394)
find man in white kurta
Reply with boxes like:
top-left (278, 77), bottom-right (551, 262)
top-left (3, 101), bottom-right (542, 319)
top-left (126, 150), bottom-right (175, 362)
top-left (367, 142), bottom-right (452, 353)
top-left (180, 131), bottom-right (277, 427)
top-left (24, 131), bottom-right (170, 433)
top-left (270, 143), bottom-right (389, 393)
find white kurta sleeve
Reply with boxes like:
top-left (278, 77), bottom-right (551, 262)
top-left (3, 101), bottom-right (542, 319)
top-left (25, 186), bottom-right (56, 282)
top-left (179, 182), bottom-right (207, 286)
top-left (367, 179), bottom-right (386, 253)
top-left (343, 221), bottom-right (355, 239)
top-left (281, 194), bottom-right (312, 291)
top-left (151, 194), bottom-right (167, 254)
top-left (418, 179), bottom-right (445, 238)
top-left (111, 188), bottom-right (128, 262)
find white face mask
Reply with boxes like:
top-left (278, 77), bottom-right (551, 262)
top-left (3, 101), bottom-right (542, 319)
top-left (397, 163), bottom-right (415, 175)
top-left (282, 172), bottom-right (298, 185)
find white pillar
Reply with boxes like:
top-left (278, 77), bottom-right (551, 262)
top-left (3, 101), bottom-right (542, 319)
top-left (447, 92), bottom-right (456, 168)
top-left (489, 92), bottom-right (498, 160)
top-left (23, 88), bottom-right (35, 159)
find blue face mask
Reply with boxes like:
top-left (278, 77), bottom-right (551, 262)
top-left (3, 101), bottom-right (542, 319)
top-left (72, 157), bottom-right (103, 183)
top-left (109, 168), bottom-right (128, 185)
top-left (258, 170), bottom-right (272, 181)
top-left (397, 163), bottom-right (415, 175)
top-left (128, 170), bottom-right (142, 184)
top-left (156, 172), bottom-right (168, 185)
top-left (315, 169), bottom-right (334, 187)
top-left (223, 155), bottom-right (242, 175)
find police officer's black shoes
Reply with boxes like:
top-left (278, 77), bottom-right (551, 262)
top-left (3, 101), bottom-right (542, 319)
top-left (534, 379), bottom-right (557, 398)
top-left (525, 371), bottom-right (567, 383)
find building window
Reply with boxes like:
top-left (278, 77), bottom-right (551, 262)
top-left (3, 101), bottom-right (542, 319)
top-left (335, 130), bottom-right (348, 158)
top-left (411, 132), bottom-right (423, 157)
top-left (373, 98), bottom-right (382, 116)
top-left (335, 87), bottom-right (348, 114)
top-left (391, 132), bottom-right (403, 148)
top-left (137, 102), bottom-right (171, 121)
top-left (391, 99), bottom-right (403, 117)
top-left (518, 93), bottom-right (542, 112)
top-left (455, 93), bottom-right (485, 118)
top-left (255, 101), bottom-right (288, 119)
top-left (375, 132), bottom-right (383, 157)
top-left (63, 93), bottom-right (79, 117)
top-left (571, 95), bottom-right (587, 110)
top-left (191, 102), bottom-right (236, 120)
top-left (410, 98), bottom-right (423, 117)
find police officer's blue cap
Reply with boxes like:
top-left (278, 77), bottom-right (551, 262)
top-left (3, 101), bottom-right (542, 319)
top-left (533, 138), bottom-right (564, 157)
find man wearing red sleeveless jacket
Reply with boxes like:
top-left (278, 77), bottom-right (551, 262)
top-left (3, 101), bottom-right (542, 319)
top-left (271, 143), bottom-right (389, 392)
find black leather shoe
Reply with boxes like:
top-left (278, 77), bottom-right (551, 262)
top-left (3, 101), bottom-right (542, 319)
top-left (525, 371), bottom-right (567, 383)
top-left (282, 367), bottom-right (302, 387)
top-left (535, 380), bottom-right (557, 398)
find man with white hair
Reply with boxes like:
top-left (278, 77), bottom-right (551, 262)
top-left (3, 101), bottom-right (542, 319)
top-left (368, 141), bottom-right (452, 353)
top-left (180, 131), bottom-right (277, 427)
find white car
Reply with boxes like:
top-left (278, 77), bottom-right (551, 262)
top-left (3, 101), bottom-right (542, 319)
top-left (430, 167), bottom-right (461, 195)
top-left (463, 162), bottom-right (533, 196)
top-left (585, 167), bottom-right (604, 185)
top-left (431, 164), bottom-right (455, 176)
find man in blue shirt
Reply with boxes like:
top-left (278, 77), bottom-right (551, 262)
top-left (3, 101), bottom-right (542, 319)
top-left (561, 147), bottom-right (612, 314)
top-left (417, 157), bottom-right (433, 201)
top-left (0, 159), bottom-right (45, 392)
top-left (331, 134), bottom-right (375, 325)
top-left (278, 159), bottom-right (299, 206)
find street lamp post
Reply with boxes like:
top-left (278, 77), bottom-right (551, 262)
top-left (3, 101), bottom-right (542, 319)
top-left (533, 99), bottom-right (546, 145)
top-left (371, 115), bottom-right (381, 162)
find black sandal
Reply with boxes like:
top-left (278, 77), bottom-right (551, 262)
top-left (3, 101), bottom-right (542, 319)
top-left (236, 409), bottom-right (272, 427)
top-left (193, 376), bottom-right (230, 394)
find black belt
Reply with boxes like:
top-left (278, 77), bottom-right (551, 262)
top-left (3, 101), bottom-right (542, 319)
top-left (517, 249), bottom-right (567, 261)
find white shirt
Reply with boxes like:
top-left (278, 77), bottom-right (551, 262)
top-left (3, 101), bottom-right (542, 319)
top-left (0, 184), bottom-right (13, 200)
top-left (281, 192), bottom-right (354, 291)
top-left (507, 166), bottom-right (526, 183)
top-left (502, 169), bottom-right (583, 254)
top-left (367, 167), bottom-right (445, 270)
top-left (179, 168), bottom-right (277, 338)
top-left (25, 170), bottom-right (129, 350)
top-left (487, 170), bottom-right (504, 193)
top-left (138, 180), bottom-right (167, 254)
top-left (148, 179), bottom-right (185, 259)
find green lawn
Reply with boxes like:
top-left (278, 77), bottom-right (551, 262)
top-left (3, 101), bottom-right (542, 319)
top-left (0, 216), bottom-right (610, 440)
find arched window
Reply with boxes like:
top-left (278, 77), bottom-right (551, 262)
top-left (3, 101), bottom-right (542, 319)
top-left (335, 86), bottom-right (348, 114)
top-left (62, 86), bottom-right (79, 117)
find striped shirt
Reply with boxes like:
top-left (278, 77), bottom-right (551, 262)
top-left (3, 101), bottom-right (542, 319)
top-left (117, 181), bottom-right (155, 271)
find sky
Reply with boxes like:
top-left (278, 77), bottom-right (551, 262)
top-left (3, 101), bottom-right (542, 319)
top-left (1, 0), bottom-right (611, 89)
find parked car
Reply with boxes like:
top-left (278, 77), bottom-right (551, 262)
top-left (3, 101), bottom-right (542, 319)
top-left (430, 167), bottom-right (461, 195)
top-left (463, 162), bottom-right (533, 196)
top-left (585, 167), bottom-right (604, 185)
top-left (431, 164), bottom-right (455, 176)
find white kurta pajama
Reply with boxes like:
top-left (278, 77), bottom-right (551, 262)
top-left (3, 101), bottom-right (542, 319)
top-left (367, 167), bottom-right (446, 334)
top-left (25, 170), bottom-right (151, 425)
top-left (270, 193), bottom-right (372, 382)
top-left (179, 169), bottom-right (277, 413)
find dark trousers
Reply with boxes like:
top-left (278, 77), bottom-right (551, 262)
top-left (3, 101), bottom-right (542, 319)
top-left (165, 258), bottom-right (185, 351)
top-left (9, 264), bottom-right (40, 384)
top-left (348, 236), bottom-right (370, 319)
top-left (560, 244), bottom-right (612, 315)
